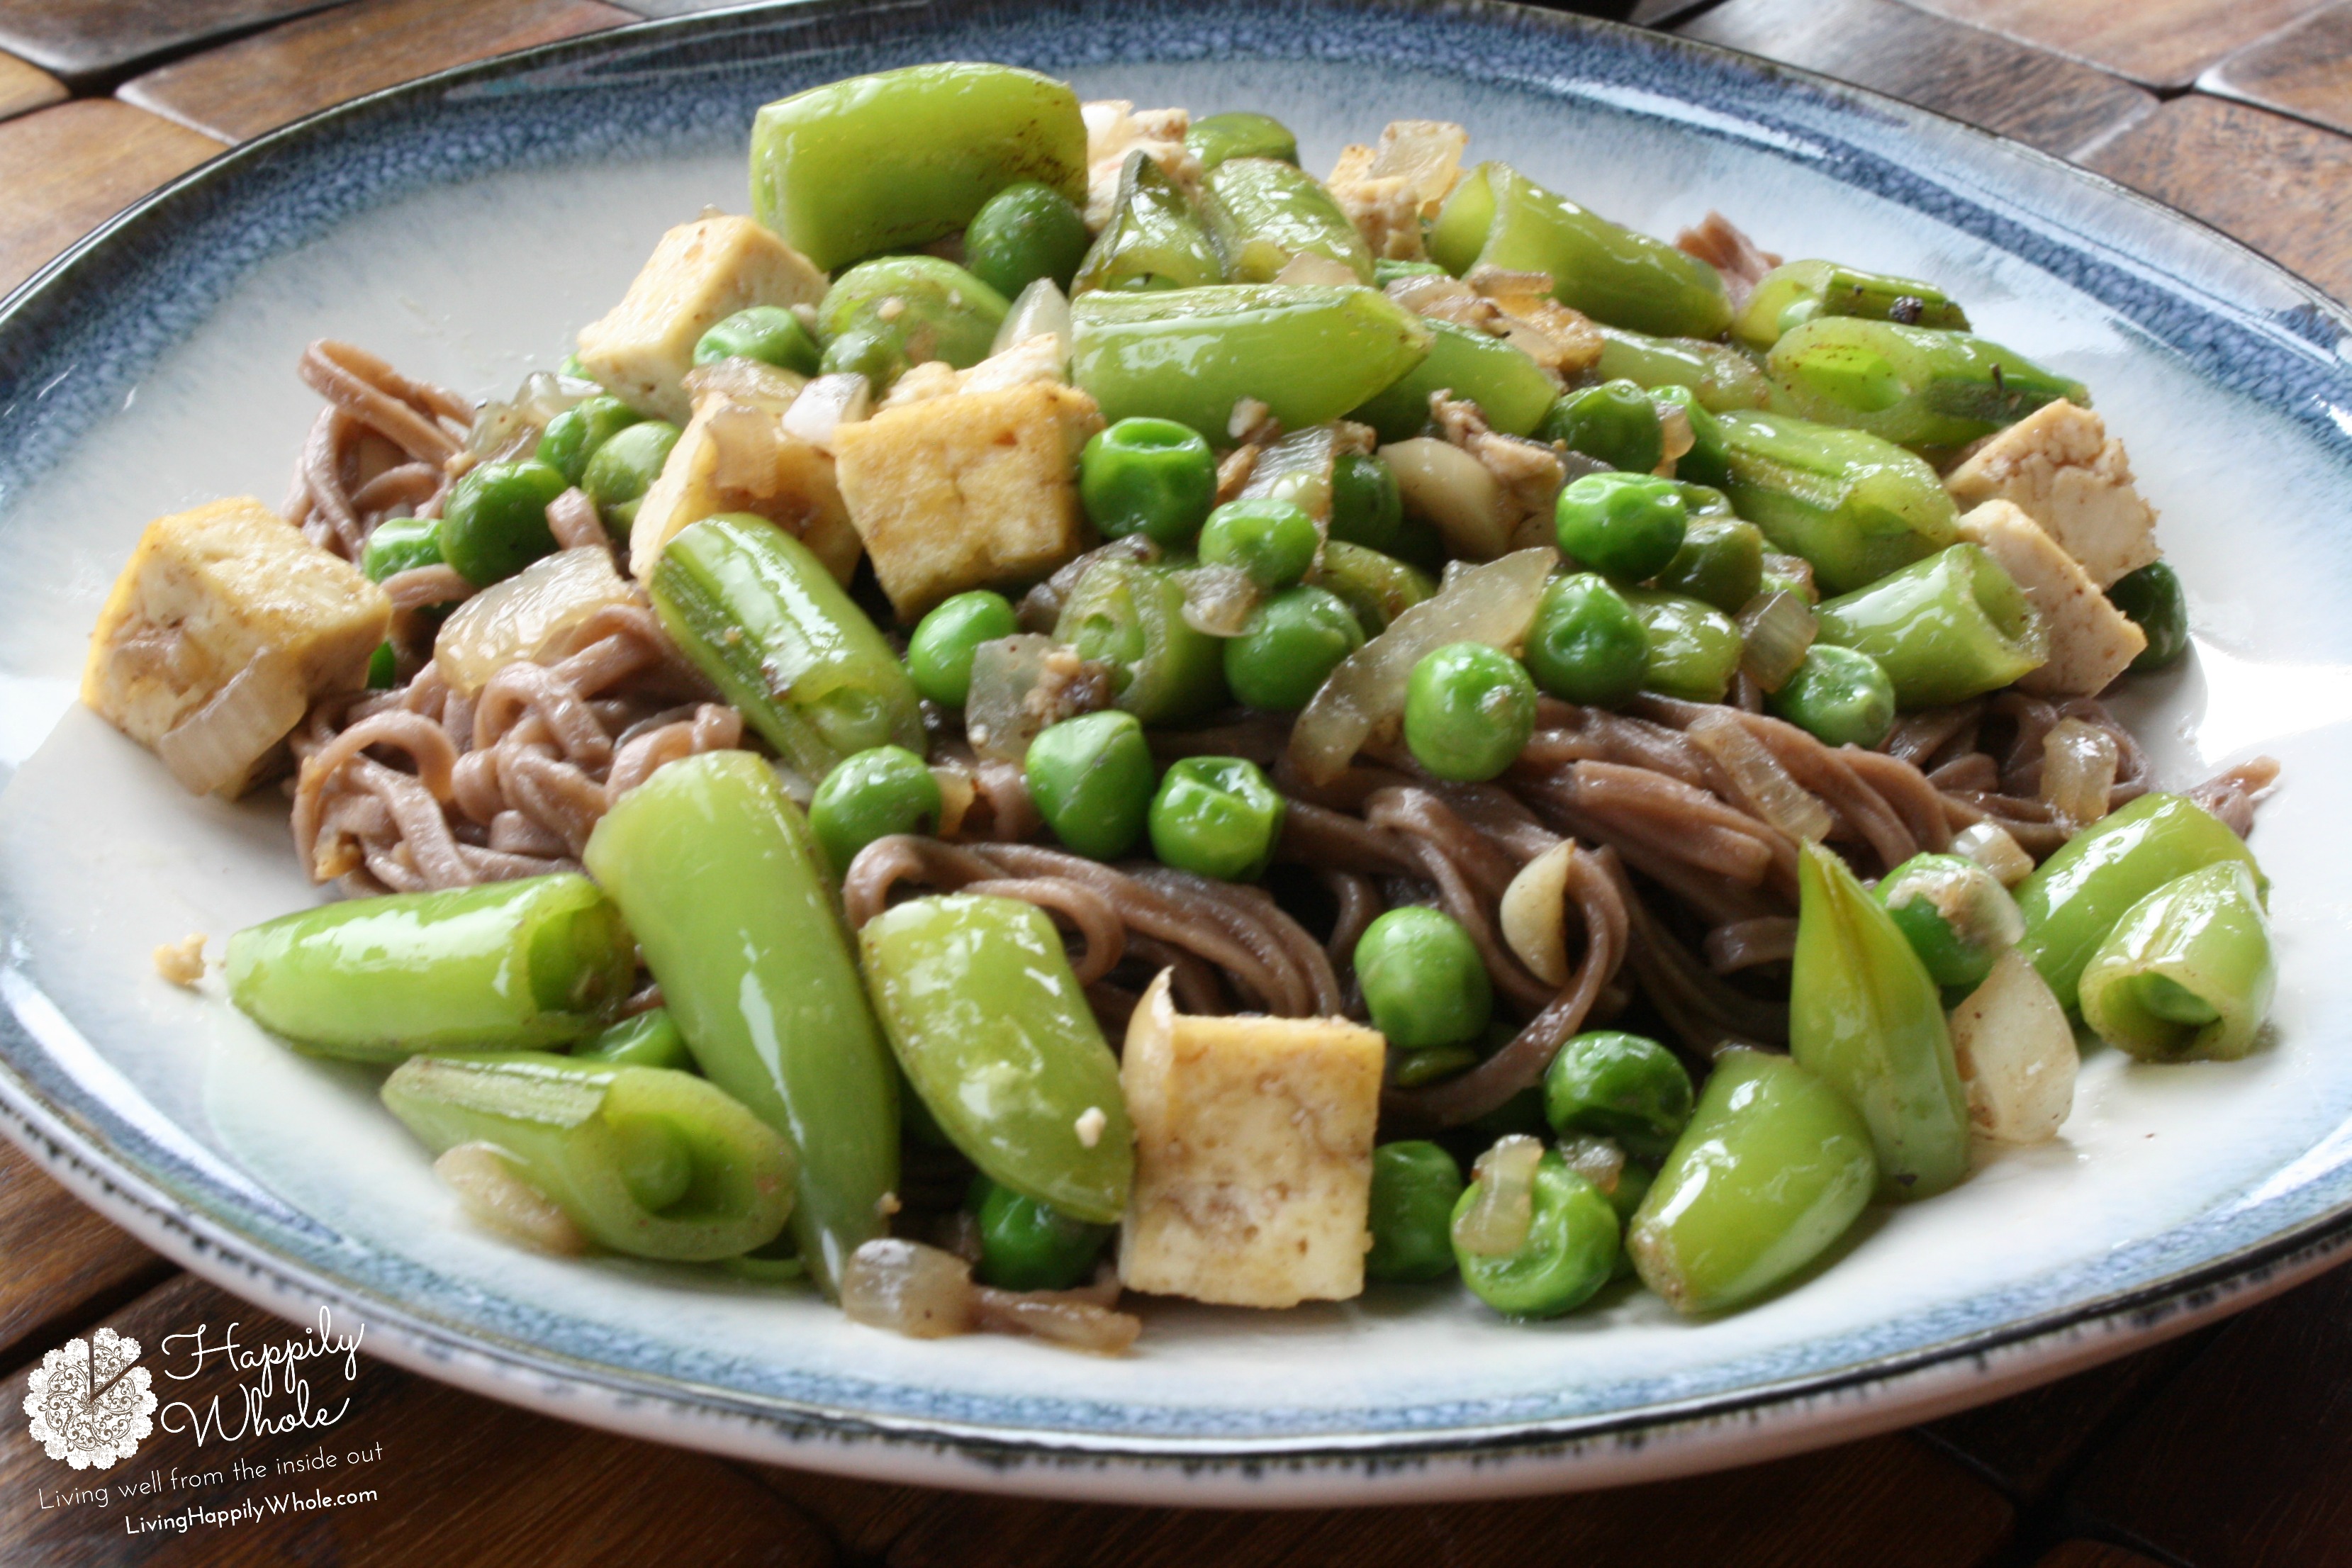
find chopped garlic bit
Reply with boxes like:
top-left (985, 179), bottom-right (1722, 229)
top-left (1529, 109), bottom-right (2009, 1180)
top-left (153, 934), bottom-right (208, 988)
top-left (1075, 1106), bottom-right (1108, 1148)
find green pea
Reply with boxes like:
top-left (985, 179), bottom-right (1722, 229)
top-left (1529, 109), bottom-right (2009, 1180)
top-left (1148, 756), bottom-right (1287, 881)
top-left (906, 590), bottom-right (1019, 706)
top-left (1365, 1141), bottom-right (1464, 1283)
top-left (1328, 452), bottom-right (1404, 554)
top-left (963, 180), bottom-right (1092, 298)
top-left (1652, 517), bottom-right (1765, 615)
top-left (1539, 379), bottom-right (1665, 474)
top-left (1527, 572), bottom-right (1649, 708)
top-left (1198, 497), bottom-right (1319, 589)
top-left (2108, 560), bottom-right (2189, 673)
top-left (819, 322), bottom-right (909, 386)
top-left (1544, 1031), bottom-right (1693, 1162)
top-left (971, 1175), bottom-right (1111, 1291)
top-left (1876, 851), bottom-right (2024, 991)
top-left (1404, 642), bottom-right (1538, 783)
top-left (440, 458), bottom-right (569, 587)
top-left (360, 513), bottom-right (446, 583)
top-left (1453, 1149), bottom-right (1620, 1318)
top-left (365, 642), bottom-right (397, 690)
top-left (1224, 583), bottom-right (1364, 710)
top-left (1079, 417), bottom-right (1219, 547)
top-left (1183, 111), bottom-right (1299, 171)
top-left (1389, 1043), bottom-right (1479, 1087)
top-left (1025, 710), bottom-right (1155, 860)
top-left (1355, 905), bottom-right (1491, 1049)
top-left (1622, 588), bottom-right (1742, 704)
top-left (581, 420), bottom-right (681, 541)
top-left (1555, 471), bottom-right (1689, 583)
top-left (810, 745), bottom-right (942, 875)
top-left (536, 396), bottom-right (645, 486)
top-left (1768, 642), bottom-right (1897, 748)
top-left (693, 306), bottom-right (822, 376)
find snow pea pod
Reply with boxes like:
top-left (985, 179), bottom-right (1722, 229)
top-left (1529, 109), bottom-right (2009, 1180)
top-left (1623, 588), bottom-right (1740, 703)
top-left (1312, 540), bottom-right (1433, 637)
top-left (1732, 258), bottom-right (1969, 352)
top-left (1766, 318), bottom-right (2088, 451)
top-left (583, 751), bottom-right (899, 1295)
top-left (1202, 156), bottom-right (1373, 284)
top-left (1712, 409), bottom-right (1960, 595)
top-left (578, 1007), bottom-right (695, 1072)
top-left (1185, 111), bottom-right (1298, 172)
top-left (860, 894), bottom-right (1133, 1224)
top-left (1594, 326), bottom-right (1773, 414)
top-left (1074, 151), bottom-right (1224, 296)
top-left (1054, 555), bottom-right (1228, 723)
top-left (2078, 861), bottom-right (2276, 1061)
top-left (1814, 543), bottom-right (2047, 708)
top-left (1351, 318), bottom-right (1557, 442)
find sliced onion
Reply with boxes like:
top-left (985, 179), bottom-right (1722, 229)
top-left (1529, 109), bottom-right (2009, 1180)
top-left (992, 276), bottom-right (1074, 362)
top-left (1381, 437), bottom-right (1509, 561)
top-left (435, 1143), bottom-right (586, 1255)
top-left (1243, 424), bottom-right (1342, 522)
top-left (469, 370), bottom-right (592, 460)
top-left (1369, 119), bottom-right (1471, 213)
top-left (840, 1238), bottom-right (980, 1338)
top-left (155, 649), bottom-right (308, 797)
top-left (1452, 1133), bottom-right (1543, 1255)
top-left (1500, 839), bottom-right (1576, 986)
top-left (1555, 1133), bottom-right (1625, 1197)
top-left (1687, 709), bottom-right (1835, 844)
top-left (1289, 545), bottom-right (1555, 785)
top-left (1272, 251), bottom-right (1361, 288)
top-left (1948, 948), bottom-right (2076, 1143)
top-left (2041, 717), bottom-right (2119, 829)
top-left (780, 372), bottom-right (871, 454)
top-left (434, 547), bottom-right (636, 698)
top-left (973, 1286), bottom-right (1141, 1355)
top-left (1657, 402), bottom-right (1695, 471)
top-left (1174, 564), bottom-right (1262, 637)
top-left (1735, 588), bottom-right (1818, 693)
top-left (1760, 551), bottom-right (1816, 603)
top-left (682, 357), bottom-right (807, 410)
top-left (1952, 821), bottom-right (2035, 887)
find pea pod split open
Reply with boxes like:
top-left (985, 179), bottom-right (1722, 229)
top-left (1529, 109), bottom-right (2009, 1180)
top-left (2078, 861), bottom-right (2276, 1061)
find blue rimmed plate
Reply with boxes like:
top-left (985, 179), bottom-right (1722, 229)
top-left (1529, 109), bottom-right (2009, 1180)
top-left (4, 0), bottom-right (2351, 1505)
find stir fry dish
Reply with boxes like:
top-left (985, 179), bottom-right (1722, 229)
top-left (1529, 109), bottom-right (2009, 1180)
top-left (86, 63), bottom-right (2283, 1351)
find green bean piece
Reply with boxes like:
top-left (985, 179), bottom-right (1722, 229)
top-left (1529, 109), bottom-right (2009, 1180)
top-left (906, 590), bottom-right (1019, 707)
top-left (383, 1052), bottom-right (796, 1262)
top-left (1054, 556), bottom-right (1228, 722)
top-left (1202, 156), bottom-right (1374, 284)
top-left (225, 874), bottom-right (636, 1061)
top-left (1712, 409), bottom-right (1959, 594)
top-left (1526, 572), bottom-right (1649, 707)
top-left (1652, 386), bottom-right (1732, 488)
top-left (360, 513), bottom-right (447, 584)
top-left (1070, 284), bottom-right (1434, 437)
top-left (581, 419), bottom-right (681, 540)
top-left (537, 396), bottom-right (646, 486)
top-left (1199, 497), bottom-right (1319, 589)
top-left (1653, 517), bottom-right (1764, 614)
top-left (2078, 862), bottom-right (2276, 1061)
top-left (2014, 792), bottom-right (2264, 1012)
top-left (750, 63), bottom-right (1087, 270)
top-left (1594, 325), bottom-right (1774, 414)
top-left (1766, 643), bottom-right (1896, 749)
top-left (1877, 852), bottom-right (2026, 991)
top-left (1622, 588), bottom-right (1741, 703)
top-left (1349, 317), bottom-right (1557, 442)
top-left (1543, 1031), bottom-right (1694, 1163)
top-left (1814, 542), bottom-right (2047, 707)
top-left (366, 642), bottom-right (398, 690)
top-left (861, 894), bottom-right (1133, 1221)
top-left (1224, 583), bottom-right (1365, 711)
top-left (810, 745), bottom-right (943, 876)
top-left (963, 180), bottom-right (1092, 299)
top-left (1312, 539), bottom-right (1432, 637)
top-left (1074, 151), bottom-right (1225, 296)
top-left (1554, 471), bottom-right (1688, 582)
top-left (583, 751), bottom-right (900, 1294)
top-left (1628, 1047), bottom-right (1877, 1314)
top-left (1429, 163), bottom-right (1732, 339)
top-left (1732, 258), bottom-right (1970, 352)
top-left (2108, 561), bottom-right (2190, 673)
top-left (1452, 1146), bottom-right (1620, 1318)
top-left (1024, 710), bottom-right (1155, 860)
top-left (1538, 379), bottom-right (1666, 474)
top-left (1355, 906), bottom-right (1491, 1048)
top-left (1328, 452), bottom-right (1404, 552)
top-left (578, 1007), bottom-right (695, 1072)
top-left (1184, 111), bottom-right (1299, 172)
top-left (1365, 1141), bottom-right (1465, 1283)
top-left (817, 255), bottom-right (1010, 386)
top-left (1403, 642), bottom-right (1538, 782)
top-left (970, 1176), bottom-right (1112, 1290)
top-left (1766, 318), bottom-right (2089, 451)
top-left (693, 306), bottom-right (822, 376)
top-left (1389, 1044), bottom-right (1479, 1088)
top-left (1077, 417), bottom-right (1219, 548)
top-left (1792, 841), bottom-right (1970, 1201)
top-left (440, 459), bottom-right (568, 587)
top-left (1148, 756), bottom-right (1287, 880)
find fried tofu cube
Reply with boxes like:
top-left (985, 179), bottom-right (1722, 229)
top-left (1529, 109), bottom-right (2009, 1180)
top-left (83, 497), bottom-right (388, 796)
top-left (1117, 970), bottom-right (1385, 1309)
top-left (831, 380), bottom-right (1103, 620)
top-left (1945, 401), bottom-right (2158, 588)
top-left (1958, 500), bottom-right (2146, 698)
top-left (576, 215), bottom-right (827, 424)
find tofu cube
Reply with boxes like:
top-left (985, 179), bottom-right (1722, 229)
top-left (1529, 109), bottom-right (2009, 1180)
top-left (832, 381), bottom-right (1102, 620)
top-left (1945, 401), bottom-right (2158, 588)
top-left (1958, 500), bottom-right (2146, 698)
top-left (628, 367), bottom-right (861, 586)
top-left (83, 497), bottom-right (389, 795)
top-left (576, 215), bottom-right (827, 424)
top-left (1117, 970), bottom-right (1385, 1309)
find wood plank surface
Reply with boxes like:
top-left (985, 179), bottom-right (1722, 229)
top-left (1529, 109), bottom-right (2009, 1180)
top-left (1681, 0), bottom-right (2156, 157)
top-left (2029, 1545), bottom-right (2175, 1568)
top-left (0, 1141), bottom-right (172, 1374)
top-left (1918, 1335), bottom-right (2210, 1501)
top-left (116, 0), bottom-right (638, 144)
top-left (0, 50), bottom-right (65, 122)
top-left (1895, 0), bottom-right (2342, 89)
top-left (0, 0), bottom-right (344, 88)
top-left (0, 99), bottom-right (225, 298)
top-left (2201, 3), bottom-right (2352, 138)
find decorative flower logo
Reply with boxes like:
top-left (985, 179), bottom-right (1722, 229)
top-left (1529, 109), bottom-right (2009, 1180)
top-left (22, 1327), bottom-right (156, 1469)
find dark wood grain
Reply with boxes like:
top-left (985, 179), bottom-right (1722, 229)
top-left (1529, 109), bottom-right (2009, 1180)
top-left (1919, 1335), bottom-right (2211, 1501)
top-left (1681, 0), bottom-right (2156, 157)
top-left (2029, 1544), bottom-right (2175, 1568)
top-left (117, 0), bottom-right (638, 144)
top-left (0, 1273), bottom-right (837, 1567)
top-left (0, 1141), bottom-right (172, 1374)
top-left (0, 49), bottom-right (64, 122)
top-left (0, 0), bottom-right (342, 88)
top-left (2082, 94), bottom-right (2352, 305)
top-left (753, 1469), bottom-right (937, 1559)
top-left (2201, 3), bottom-right (2352, 138)
top-left (0, 100), bottom-right (225, 295)
top-left (1895, 0), bottom-right (2341, 89)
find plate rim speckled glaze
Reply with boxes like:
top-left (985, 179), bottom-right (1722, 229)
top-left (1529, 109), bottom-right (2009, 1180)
top-left (6, 0), bottom-right (2352, 1506)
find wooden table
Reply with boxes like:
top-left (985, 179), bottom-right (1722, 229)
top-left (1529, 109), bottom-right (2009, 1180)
top-left (2, 1), bottom-right (2348, 1562)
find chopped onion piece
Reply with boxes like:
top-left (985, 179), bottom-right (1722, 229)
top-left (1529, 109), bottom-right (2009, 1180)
top-left (1242, 424), bottom-right (1341, 522)
top-left (1688, 709), bottom-right (1835, 844)
top-left (682, 357), bottom-right (806, 409)
top-left (1949, 948), bottom-right (2076, 1143)
top-left (2041, 717), bottom-right (2119, 829)
top-left (1657, 402), bottom-right (1695, 470)
top-left (780, 372), bottom-right (871, 455)
top-left (1735, 588), bottom-right (1818, 693)
top-left (1500, 839), bottom-right (1576, 987)
top-left (841, 1238), bottom-right (980, 1338)
top-left (469, 370), bottom-right (591, 460)
top-left (1272, 251), bottom-right (1361, 288)
top-left (1951, 820), bottom-right (2035, 886)
top-left (155, 649), bottom-right (308, 797)
top-left (435, 1143), bottom-right (586, 1255)
top-left (1174, 564), bottom-right (1262, 637)
top-left (1452, 1133), bottom-right (1544, 1255)
top-left (1555, 1133), bottom-right (1626, 1197)
top-left (973, 1287), bottom-right (1141, 1355)
top-left (1369, 120), bottom-right (1470, 214)
top-left (1760, 550), bottom-right (1815, 603)
top-left (1381, 437), bottom-right (1510, 561)
top-left (931, 764), bottom-right (977, 837)
top-left (435, 547), bottom-right (637, 698)
top-left (963, 634), bottom-right (1113, 762)
top-left (1288, 546), bottom-right (1556, 785)
top-left (992, 276), bottom-right (1074, 362)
